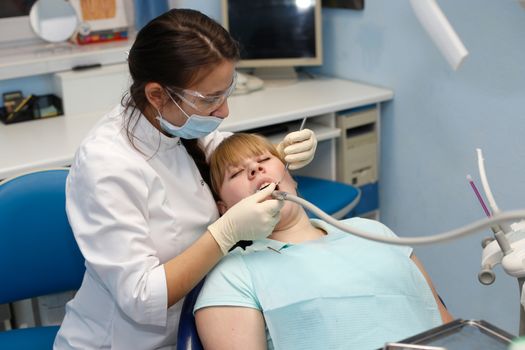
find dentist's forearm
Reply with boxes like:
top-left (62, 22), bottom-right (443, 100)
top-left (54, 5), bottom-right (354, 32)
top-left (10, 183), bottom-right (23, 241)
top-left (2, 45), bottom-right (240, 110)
top-left (164, 231), bottom-right (222, 307)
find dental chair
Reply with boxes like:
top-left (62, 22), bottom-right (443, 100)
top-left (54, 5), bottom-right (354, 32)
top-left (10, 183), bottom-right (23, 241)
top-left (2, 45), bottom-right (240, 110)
top-left (0, 169), bottom-right (85, 350)
top-left (294, 175), bottom-right (361, 219)
top-left (177, 280), bottom-right (205, 350)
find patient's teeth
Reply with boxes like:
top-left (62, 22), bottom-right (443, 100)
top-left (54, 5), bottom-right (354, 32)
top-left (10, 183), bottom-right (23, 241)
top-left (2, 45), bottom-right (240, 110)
top-left (256, 182), bottom-right (271, 193)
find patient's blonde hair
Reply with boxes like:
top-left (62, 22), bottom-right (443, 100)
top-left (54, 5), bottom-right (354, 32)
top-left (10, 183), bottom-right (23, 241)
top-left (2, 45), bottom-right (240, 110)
top-left (210, 133), bottom-right (284, 199)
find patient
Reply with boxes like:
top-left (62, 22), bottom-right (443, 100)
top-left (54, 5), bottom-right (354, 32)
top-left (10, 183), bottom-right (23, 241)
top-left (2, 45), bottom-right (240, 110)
top-left (194, 133), bottom-right (453, 350)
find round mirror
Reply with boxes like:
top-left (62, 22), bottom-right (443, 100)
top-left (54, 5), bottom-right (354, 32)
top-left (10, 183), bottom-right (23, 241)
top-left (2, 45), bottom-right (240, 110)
top-left (29, 0), bottom-right (78, 43)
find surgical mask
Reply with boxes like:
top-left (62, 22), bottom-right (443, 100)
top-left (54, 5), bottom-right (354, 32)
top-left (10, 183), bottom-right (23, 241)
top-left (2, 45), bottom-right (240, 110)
top-left (156, 93), bottom-right (223, 139)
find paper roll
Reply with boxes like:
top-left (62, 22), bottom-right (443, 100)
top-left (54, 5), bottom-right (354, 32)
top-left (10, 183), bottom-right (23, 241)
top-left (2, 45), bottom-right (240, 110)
top-left (409, 0), bottom-right (469, 70)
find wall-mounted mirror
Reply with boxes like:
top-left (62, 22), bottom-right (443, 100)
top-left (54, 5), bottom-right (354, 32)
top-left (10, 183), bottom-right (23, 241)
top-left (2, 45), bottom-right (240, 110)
top-left (29, 0), bottom-right (79, 43)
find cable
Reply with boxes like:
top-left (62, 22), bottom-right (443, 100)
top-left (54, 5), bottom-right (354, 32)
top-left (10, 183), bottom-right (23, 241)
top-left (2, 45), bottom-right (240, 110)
top-left (272, 191), bottom-right (525, 246)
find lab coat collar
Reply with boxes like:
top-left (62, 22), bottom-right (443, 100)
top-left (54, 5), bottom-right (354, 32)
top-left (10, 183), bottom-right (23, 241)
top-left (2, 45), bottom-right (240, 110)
top-left (123, 106), bottom-right (181, 153)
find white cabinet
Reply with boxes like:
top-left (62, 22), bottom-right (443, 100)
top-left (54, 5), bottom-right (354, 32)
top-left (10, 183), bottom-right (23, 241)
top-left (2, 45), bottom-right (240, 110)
top-left (53, 63), bottom-right (130, 116)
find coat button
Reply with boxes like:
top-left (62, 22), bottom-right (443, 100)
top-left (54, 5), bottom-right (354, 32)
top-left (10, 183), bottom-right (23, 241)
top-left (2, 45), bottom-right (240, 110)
top-left (200, 179), bottom-right (205, 186)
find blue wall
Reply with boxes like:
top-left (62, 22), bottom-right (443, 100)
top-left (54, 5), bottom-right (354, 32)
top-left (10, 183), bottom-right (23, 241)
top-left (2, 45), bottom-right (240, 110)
top-left (317, 0), bottom-right (525, 333)
top-left (0, 75), bottom-right (54, 99)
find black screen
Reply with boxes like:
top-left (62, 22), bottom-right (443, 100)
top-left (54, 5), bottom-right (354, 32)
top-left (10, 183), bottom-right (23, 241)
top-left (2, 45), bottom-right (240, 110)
top-left (0, 0), bottom-right (37, 19)
top-left (227, 0), bottom-right (317, 60)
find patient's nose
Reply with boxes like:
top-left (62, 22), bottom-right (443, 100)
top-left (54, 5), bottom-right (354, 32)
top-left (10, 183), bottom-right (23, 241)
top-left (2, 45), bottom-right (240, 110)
top-left (248, 164), bottom-right (264, 178)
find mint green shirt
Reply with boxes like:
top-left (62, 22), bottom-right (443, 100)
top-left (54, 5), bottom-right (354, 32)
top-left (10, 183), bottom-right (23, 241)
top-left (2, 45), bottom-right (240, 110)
top-left (195, 218), bottom-right (442, 350)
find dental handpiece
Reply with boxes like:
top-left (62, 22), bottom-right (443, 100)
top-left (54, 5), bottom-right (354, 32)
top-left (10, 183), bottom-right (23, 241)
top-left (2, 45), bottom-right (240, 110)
top-left (277, 116), bottom-right (308, 186)
top-left (284, 116), bottom-right (308, 172)
top-left (270, 190), bottom-right (525, 247)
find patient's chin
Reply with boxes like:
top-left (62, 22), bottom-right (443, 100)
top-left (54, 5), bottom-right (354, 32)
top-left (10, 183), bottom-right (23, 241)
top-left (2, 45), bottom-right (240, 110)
top-left (275, 201), bottom-right (295, 226)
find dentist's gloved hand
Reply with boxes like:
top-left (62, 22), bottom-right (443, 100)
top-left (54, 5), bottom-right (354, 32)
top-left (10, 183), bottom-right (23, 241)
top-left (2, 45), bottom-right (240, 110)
top-left (208, 183), bottom-right (284, 255)
top-left (277, 129), bottom-right (317, 170)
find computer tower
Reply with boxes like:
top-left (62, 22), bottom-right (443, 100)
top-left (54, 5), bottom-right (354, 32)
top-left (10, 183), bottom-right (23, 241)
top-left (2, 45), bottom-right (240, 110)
top-left (336, 106), bottom-right (378, 186)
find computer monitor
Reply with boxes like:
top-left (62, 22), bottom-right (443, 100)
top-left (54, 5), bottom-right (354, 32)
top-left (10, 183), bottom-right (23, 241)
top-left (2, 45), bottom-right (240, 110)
top-left (221, 0), bottom-right (322, 79)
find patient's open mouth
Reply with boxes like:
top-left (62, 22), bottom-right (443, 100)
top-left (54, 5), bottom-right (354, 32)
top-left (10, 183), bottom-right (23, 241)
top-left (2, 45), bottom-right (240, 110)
top-left (256, 182), bottom-right (279, 193)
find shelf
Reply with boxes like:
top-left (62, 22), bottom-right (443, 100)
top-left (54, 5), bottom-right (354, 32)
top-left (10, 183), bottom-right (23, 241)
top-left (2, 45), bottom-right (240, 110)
top-left (0, 36), bottom-right (133, 80)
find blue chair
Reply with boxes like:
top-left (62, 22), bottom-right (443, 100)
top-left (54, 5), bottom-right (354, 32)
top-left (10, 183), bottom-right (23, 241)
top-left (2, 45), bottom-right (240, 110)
top-left (177, 280), bottom-right (205, 350)
top-left (294, 175), bottom-right (361, 219)
top-left (0, 169), bottom-right (85, 350)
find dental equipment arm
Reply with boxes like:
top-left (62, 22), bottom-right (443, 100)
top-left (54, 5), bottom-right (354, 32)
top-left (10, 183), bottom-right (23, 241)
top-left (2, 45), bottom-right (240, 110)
top-left (476, 148), bottom-right (514, 286)
top-left (409, 0), bottom-right (468, 70)
top-left (474, 150), bottom-right (525, 334)
top-left (477, 148), bottom-right (512, 234)
top-left (271, 191), bottom-right (525, 246)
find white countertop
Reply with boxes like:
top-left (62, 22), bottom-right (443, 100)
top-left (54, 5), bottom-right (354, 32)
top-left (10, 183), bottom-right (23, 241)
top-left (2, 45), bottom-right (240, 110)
top-left (0, 77), bottom-right (393, 179)
top-left (222, 76), bottom-right (393, 131)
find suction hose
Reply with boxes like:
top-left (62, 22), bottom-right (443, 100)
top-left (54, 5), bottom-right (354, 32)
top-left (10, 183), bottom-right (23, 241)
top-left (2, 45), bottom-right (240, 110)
top-left (272, 191), bottom-right (525, 246)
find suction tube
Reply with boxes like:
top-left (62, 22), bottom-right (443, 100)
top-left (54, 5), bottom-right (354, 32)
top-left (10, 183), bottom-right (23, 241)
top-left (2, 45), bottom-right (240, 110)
top-left (272, 191), bottom-right (525, 246)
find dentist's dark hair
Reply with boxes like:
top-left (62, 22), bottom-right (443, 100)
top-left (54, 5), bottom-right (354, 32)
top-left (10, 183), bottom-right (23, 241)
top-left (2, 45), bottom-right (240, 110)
top-left (123, 8), bottom-right (239, 185)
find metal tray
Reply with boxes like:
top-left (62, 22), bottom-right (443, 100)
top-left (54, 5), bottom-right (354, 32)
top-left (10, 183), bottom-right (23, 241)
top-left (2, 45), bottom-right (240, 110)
top-left (382, 319), bottom-right (515, 350)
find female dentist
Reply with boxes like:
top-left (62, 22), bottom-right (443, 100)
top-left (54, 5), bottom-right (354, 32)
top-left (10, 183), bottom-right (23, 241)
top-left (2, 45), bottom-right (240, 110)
top-left (53, 8), bottom-right (317, 350)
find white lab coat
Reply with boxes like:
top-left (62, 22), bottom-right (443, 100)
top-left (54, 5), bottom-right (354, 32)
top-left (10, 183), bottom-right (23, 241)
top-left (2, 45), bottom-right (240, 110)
top-left (54, 105), bottom-right (230, 349)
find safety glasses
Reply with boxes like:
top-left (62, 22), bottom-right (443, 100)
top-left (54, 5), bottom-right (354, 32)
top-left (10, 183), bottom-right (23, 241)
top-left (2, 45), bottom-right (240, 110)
top-left (168, 73), bottom-right (237, 114)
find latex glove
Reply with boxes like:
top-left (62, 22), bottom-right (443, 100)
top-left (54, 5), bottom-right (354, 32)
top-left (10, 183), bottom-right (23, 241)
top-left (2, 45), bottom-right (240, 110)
top-left (208, 183), bottom-right (284, 255)
top-left (276, 128), bottom-right (317, 170)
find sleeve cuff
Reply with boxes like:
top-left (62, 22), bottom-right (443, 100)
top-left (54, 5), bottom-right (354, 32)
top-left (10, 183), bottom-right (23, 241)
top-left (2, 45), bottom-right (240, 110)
top-left (144, 264), bottom-right (168, 327)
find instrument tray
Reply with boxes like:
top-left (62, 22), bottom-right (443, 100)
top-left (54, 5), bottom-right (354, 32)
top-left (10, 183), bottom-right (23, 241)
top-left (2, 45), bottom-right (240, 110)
top-left (382, 319), bottom-right (515, 350)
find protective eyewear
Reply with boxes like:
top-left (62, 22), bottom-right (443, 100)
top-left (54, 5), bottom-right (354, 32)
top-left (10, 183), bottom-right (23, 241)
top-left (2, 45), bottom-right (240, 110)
top-left (168, 73), bottom-right (237, 114)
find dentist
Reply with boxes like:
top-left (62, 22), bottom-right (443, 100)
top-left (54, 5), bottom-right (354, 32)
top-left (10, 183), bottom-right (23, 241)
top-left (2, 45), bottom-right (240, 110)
top-left (54, 8), bottom-right (317, 350)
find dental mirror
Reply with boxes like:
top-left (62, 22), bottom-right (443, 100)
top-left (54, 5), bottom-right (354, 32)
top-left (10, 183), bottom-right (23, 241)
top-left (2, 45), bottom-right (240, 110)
top-left (29, 0), bottom-right (79, 43)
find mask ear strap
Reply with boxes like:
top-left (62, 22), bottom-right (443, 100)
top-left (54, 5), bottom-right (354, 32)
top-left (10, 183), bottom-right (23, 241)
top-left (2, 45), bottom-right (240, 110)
top-left (166, 89), bottom-right (191, 119)
top-left (154, 106), bottom-right (163, 121)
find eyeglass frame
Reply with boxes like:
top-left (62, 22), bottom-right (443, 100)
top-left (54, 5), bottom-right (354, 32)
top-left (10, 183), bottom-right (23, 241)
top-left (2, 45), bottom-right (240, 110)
top-left (166, 72), bottom-right (237, 114)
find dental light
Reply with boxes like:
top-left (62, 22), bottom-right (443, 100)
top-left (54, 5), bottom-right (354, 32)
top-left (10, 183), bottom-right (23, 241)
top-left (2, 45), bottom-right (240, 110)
top-left (409, 0), bottom-right (469, 70)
